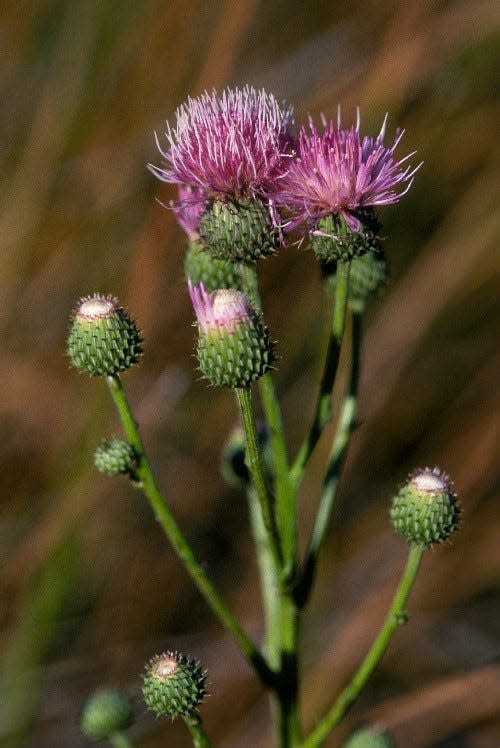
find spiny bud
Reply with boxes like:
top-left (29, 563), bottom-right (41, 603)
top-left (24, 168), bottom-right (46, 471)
top-left (342, 726), bottom-right (394, 748)
top-left (80, 688), bottom-right (133, 741)
top-left (67, 294), bottom-right (142, 377)
top-left (311, 209), bottom-right (383, 264)
top-left (189, 282), bottom-right (275, 388)
top-left (322, 249), bottom-right (388, 310)
top-left (221, 423), bottom-right (272, 489)
top-left (390, 467), bottom-right (460, 546)
top-left (185, 240), bottom-right (243, 292)
top-left (94, 438), bottom-right (136, 477)
top-left (142, 651), bottom-right (207, 719)
top-left (199, 198), bottom-right (279, 262)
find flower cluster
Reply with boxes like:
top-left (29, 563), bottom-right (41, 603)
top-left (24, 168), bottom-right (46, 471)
top-left (150, 87), bottom-right (419, 263)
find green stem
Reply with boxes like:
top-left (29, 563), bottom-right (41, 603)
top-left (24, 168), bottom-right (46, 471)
top-left (235, 387), bottom-right (283, 569)
top-left (261, 372), bottom-right (296, 581)
top-left (109, 732), bottom-right (133, 748)
top-left (295, 310), bottom-right (362, 608)
top-left (274, 592), bottom-right (301, 748)
top-left (290, 262), bottom-right (350, 491)
top-left (302, 544), bottom-right (425, 748)
top-left (185, 715), bottom-right (213, 748)
top-left (247, 487), bottom-right (281, 668)
top-left (106, 375), bottom-right (273, 687)
top-left (239, 262), bottom-right (296, 580)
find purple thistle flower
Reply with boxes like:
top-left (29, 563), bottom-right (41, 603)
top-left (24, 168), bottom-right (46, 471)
top-left (172, 185), bottom-right (208, 240)
top-left (150, 87), bottom-right (294, 209)
top-left (276, 112), bottom-right (420, 234)
top-left (188, 281), bottom-right (253, 334)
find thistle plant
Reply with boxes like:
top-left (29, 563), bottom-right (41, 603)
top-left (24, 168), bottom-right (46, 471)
top-left (70, 86), bottom-right (459, 747)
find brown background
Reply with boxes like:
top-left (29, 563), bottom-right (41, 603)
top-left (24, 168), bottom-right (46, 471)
top-left (0, 1), bottom-right (499, 746)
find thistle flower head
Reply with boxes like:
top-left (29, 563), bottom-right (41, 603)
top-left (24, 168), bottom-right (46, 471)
top-left (150, 86), bottom-right (294, 205)
top-left (276, 112), bottom-right (420, 234)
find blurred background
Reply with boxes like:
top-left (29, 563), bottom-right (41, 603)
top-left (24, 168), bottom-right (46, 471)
top-left (1, 1), bottom-right (499, 746)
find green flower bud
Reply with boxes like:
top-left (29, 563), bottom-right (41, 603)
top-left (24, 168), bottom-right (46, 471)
top-left (189, 282), bottom-right (275, 389)
top-left (185, 240), bottom-right (243, 292)
top-left (67, 294), bottom-right (142, 377)
top-left (322, 249), bottom-right (388, 311)
top-left (80, 688), bottom-right (133, 741)
top-left (390, 467), bottom-right (460, 546)
top-left (199, 198), bottom-right (279, 262)
top-left (343, 726), bottom-right (394, 748)
top-left (221, 423), bottom-right (272, 489)
top-left (142, 651), bottom-right (207, 719)
top-left (94, 438), bottom-right (136, 477)
top-left (311, 209), bottom-right (383, 264)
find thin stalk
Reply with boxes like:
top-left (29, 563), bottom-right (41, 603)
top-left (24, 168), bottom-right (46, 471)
top-left (184, 715), bottom-right (213, 748)
top-left (302, 545), bottom-right (425, 748)
top-left (109, 733), bottom-right (133, 748)
top-left (235, 387), bottom-right (283, 569)
top-left (295, 310), bottom-right (362, 608)
top-left (239, 262), bottom-right (296, 580)
top-left (290, 262), bottom-right (350, 491)
top-left (247, 487), bottom-right (281, 667)
top-left (106, 374), bottom-right (273, 687)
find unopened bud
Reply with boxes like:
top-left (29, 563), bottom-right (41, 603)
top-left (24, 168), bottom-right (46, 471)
top-left (390, 467), bottom-right (460, 546)
top-left (142, 651), bottom-right (207, 719)
top-left (94, 438), bottom-right (136, 477)
top-left (189, 282), bottom-right (274, 388)
top-left (343, 725), bottom-right (394, 748)
top-left (67, 294), bottom-right (142, 377)
top-left (80, 688), bottom-right (133, 741)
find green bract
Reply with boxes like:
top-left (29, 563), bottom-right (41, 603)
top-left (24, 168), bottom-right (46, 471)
top-left (199, 198), bottom-right (279, 262)
top-left (185, 240), bottom-right (243, 291)
top-left (311, 209), bottom-right (383, 264)
top-left (197, 316), bottom-right (274, 388)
